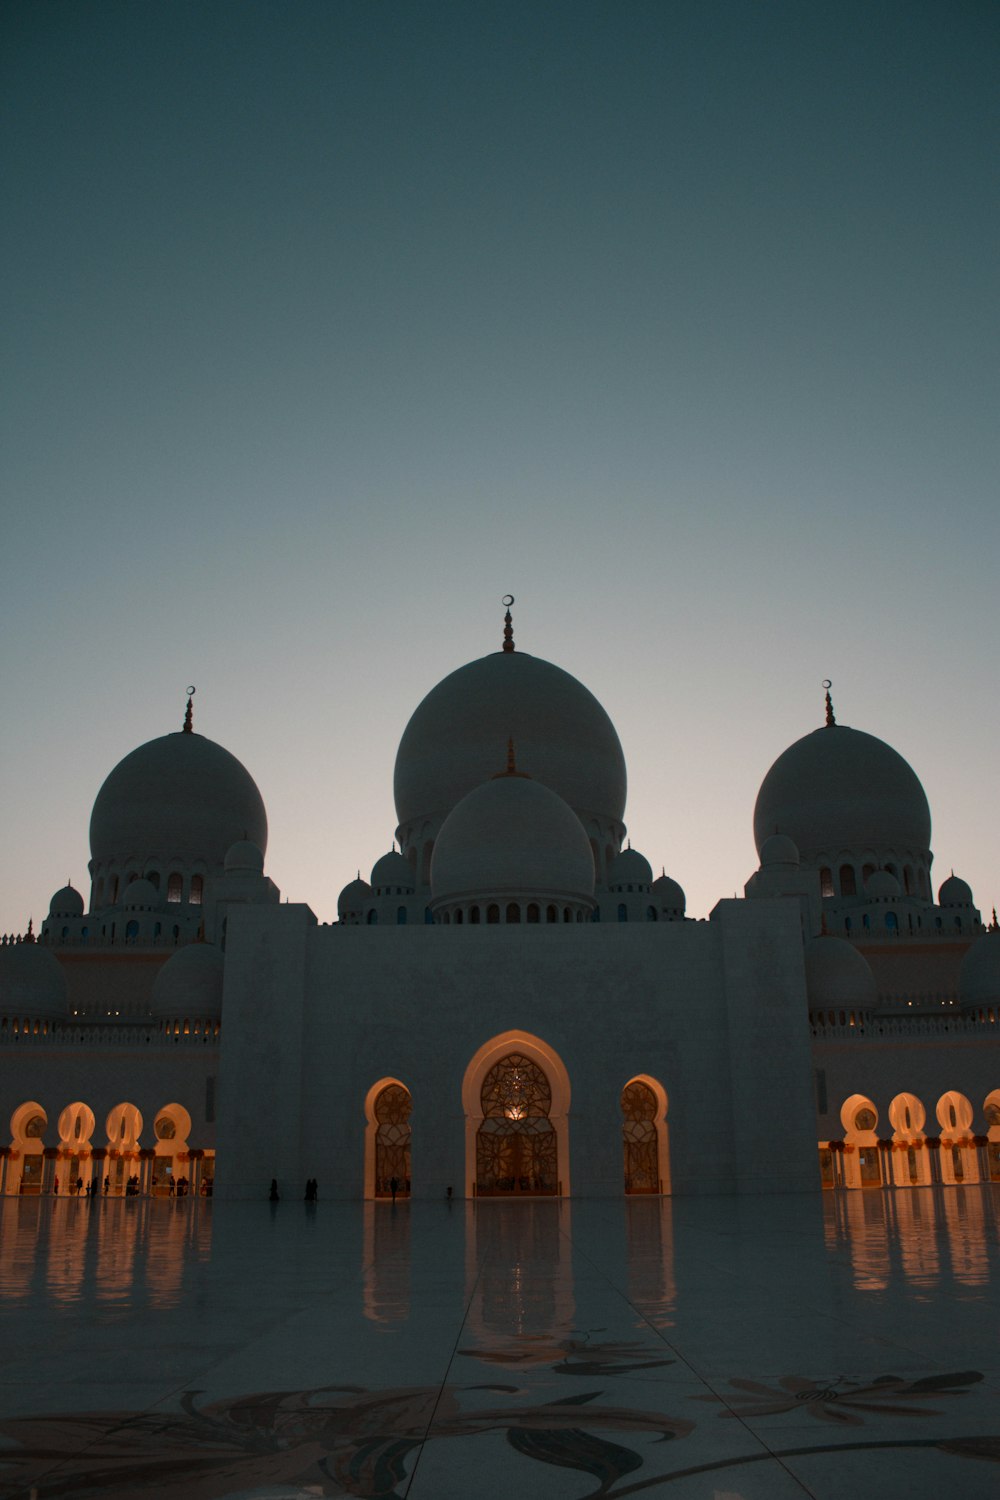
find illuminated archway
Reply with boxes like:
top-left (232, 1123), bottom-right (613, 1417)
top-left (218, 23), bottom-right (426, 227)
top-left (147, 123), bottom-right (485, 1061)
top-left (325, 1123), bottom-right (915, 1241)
top-left (462, 1032), bottom-right (570, 1199)
top-left (839, 1093), bottom-right (883, 1189)
top-left (621, 1075), bottom-right (670, 1195)
top-left (887, 1092), bottom-right (929, 1187)
top-left (364, 1079), bottom-right (412, 1201)
top-left (105, 1102), bottom-right (143, 1196)
top-left (152, 1103), bottom-right (193, 1197)
top-left (984, 1090), bottom-right (1000, 1183)
top-left (57, 1102), bottom-right (96, 1195)
top-left (7, 1102), bottom-right (47, 1196)
top-left (936, 1090), bottom-right (978, 1185)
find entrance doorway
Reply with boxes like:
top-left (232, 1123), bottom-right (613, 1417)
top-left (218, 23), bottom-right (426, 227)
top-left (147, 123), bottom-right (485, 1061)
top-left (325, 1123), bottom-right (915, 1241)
top-left (476, 1054), bottom-right (557, 1196)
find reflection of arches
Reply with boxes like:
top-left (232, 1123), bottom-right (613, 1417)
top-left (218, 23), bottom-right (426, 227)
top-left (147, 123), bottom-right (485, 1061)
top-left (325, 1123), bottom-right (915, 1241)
top-left (839, 1093), bottom-right (882, 1189)
top-left (8, 1102), bottom-right (47, 1195)
top-left (887, 1092), bottom-right (929, 1187)
top-left (621, 1076), bottom-right (670, 1195)
top-left (936, 1090), bottom-right (978, 1185)
top-left (364, 1079), bottom-right (412, 1200)
top-left (462, 1031), bottom-right (570, 1199)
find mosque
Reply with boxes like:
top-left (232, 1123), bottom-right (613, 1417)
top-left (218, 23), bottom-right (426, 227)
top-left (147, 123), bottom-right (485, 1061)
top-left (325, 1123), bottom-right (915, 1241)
top-left (1, 602), bottom-right (998, 1202)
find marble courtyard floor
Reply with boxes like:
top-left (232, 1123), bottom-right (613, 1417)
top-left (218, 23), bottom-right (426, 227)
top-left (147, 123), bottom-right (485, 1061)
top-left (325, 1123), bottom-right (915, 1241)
top-left (0, 1188), bottom-right (998, 1499)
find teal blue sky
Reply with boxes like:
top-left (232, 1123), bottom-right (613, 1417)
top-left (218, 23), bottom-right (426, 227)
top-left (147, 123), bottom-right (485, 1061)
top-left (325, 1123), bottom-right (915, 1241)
top-left (2, 0), bottom-right (997, 929)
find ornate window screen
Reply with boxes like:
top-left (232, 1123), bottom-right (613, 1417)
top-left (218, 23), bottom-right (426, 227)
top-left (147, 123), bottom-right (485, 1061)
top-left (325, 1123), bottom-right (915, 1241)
top-left (621, 1079), bottom-right (659, 1194)
top-left (374, 1083), bottom-right (412, 1198)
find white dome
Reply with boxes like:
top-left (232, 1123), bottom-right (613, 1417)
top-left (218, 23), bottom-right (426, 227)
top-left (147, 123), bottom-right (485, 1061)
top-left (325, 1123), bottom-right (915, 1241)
top-left (394, 651), bottom-right (626, 839)
top-left (760, 834), bottom-right (800, 869)
top-left (225, 840), bottom-right (265, 874)
top-left (804, 936), bottom-right (877, 1011)
top-left (430, 774), bottom-right (596, 906)
top-left (608, 847), bottom-right (653, 890)
top-left (151, 942), bottom-right (225, 1019)
top-left (122, 877), bottom-right (159, 909)
top-left (939, 874), bottom-right (974, 907)
top-left (90, 731), bottom-right (267, 870)
top-left (652, 873), bottom-right (686, 914)
top-left (338, 877), bottom-right (372, 917)
top-left (959, 932), bottom-right (1000, 1009)
top-left (48, 884), bottom-right (84, 918)
top-left (865, 870), bottom-right (901, 900)
top-left (0, 941), bottom-right (70, 1020)
top-left (370, 850), bottom-right (415, 893)
top-left (754, 724), bottom-right (931, 862)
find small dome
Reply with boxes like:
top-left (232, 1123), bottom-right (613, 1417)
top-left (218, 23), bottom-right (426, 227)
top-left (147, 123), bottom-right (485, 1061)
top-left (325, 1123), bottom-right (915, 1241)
top-left (959, 932), bottom-right (1000, 1010)
top-left (48, 884), bottom-right (84, 918)
top-left (939, 874), bottom-right (974, 908)
top-left (804, 936), bottom-right (877, 1011)
top-left (338, 877), bottom-right (372, 918)
top-left (652, 873), bottom-right (686, 914)
top-left (394, 651), bottom-right (627, 838)
top-left (122, 878), bottom-right (159, 909)
top-left (754, 723), bottom-right (931, 862)
top-left (431, 774), bottom-right (595, 906)
top-left (865, 870), bottom-right (901, 900)
top-left (370, 850), bottom-right (415, 893)
top-left (608, 847), bottom-right (653, 891)
top-left (0, 940), bottom-right (70, 1020)
top-left (151, 942), bottom-right (225, 1019)
top-left (760, 834), bottom-right (800, 869)
top-left (225, 840), bottom-right (265, 874)
top-left (90, 730), bottom-right (267, 870)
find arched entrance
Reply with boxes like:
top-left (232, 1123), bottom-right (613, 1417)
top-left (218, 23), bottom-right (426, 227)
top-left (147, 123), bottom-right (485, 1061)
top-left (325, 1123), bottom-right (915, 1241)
top-left (621, 1076), bottom-right (669, 1194)
top-left (476, 1054), bottom-right (557, 1196)
top-left (365, 1080), bottom-right (412, 1200)
top-left (463, 1032), bottom-right (570, 1198)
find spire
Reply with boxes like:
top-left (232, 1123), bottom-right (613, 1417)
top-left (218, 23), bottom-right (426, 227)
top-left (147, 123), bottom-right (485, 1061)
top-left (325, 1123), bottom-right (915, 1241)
top-left (501, 594), bottom-right (515, 653)
top-left (823, 679), bottom-right (836, 727)
top-left (183, 685), bottom-right (196, 734)
top-left (25, 918), bottom-right (35, 945)
top-left (991, 906), bottom-right (999, 932)
top-left (493, 737), bottom-right (529, 779)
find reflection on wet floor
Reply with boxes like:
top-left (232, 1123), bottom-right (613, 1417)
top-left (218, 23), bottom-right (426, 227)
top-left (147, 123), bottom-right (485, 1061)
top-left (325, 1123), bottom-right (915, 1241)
top-left (0, 1188), bottom-right (998, 1499)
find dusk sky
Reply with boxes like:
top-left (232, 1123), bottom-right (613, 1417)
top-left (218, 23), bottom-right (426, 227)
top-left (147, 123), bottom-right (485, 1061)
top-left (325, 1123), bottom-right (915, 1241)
top-left (2, 0), bottom-right (997, 931)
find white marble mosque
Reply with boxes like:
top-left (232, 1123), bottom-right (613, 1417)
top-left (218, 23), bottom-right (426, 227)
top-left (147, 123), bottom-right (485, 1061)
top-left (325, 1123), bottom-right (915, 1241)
top-left (2, 601), bottom-right (999, 1202)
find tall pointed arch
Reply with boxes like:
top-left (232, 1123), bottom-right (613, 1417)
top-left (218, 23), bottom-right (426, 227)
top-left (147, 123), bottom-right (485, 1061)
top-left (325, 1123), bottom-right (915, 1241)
top-left (462, 1031), bottom-right (571, 1199)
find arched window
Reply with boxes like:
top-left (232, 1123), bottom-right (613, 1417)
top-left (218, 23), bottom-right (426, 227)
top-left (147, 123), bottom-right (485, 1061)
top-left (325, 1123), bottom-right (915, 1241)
top-left (94, 878), bottom-right (104, 908)
top-left (646, 906), bottom-right (657, 921)
top-left (563, 908), bottom-right (572, 922)
top-left (617, 903), bottom-right (628, 923)
top-left (903, 866), bottom-right (914, 894)
top-left (546, 905), bottom-right (557, 923)
top-left (367, 909), bottom-right (378, 925)
top-left (145, 871), bottom-right (160, 890)
top-left (862, 914), bottom-right (870, 931)
top-left (469, 906), bottom-right (480, 924)
top-left (396, 906), bottom-right (407, 925)
top-left (372, 1083), bottom-right (412, 1198)
top-left (189, 875), bottom-right (204, 906)
top-left (475, 1054), bottom-right (556, 1196)
top-left (125, 920), bottom-right (139, 942)
top-left (109, 876), bottom-right (119, 903)
top-left (527, 904), bottom-right (540, 923)
top-left (487, 904), bottom-right (500, 924)
top-left (886, 911), bottom-right (898, 931)
top-left (167, 873), bottom-right (183, 904)
top-left (506, 903), bottom-right (521, 924)
top-left (820, 868), bottom-right (834, 898)
top-left (621, 1080), bottom-right (659, 1193)
top-left (844, 917), bottom-right (852, 932)
top-left (839, 865), bottom-right (856, 896)
top-left (862, 864), bottom-right (875, 885)
top-left (454, 909), bottom-right (463, 924)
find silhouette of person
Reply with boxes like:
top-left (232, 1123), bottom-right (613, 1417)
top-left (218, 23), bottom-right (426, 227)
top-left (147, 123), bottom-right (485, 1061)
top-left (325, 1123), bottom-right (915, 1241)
top-left (390, 1175), bottom-right (398, 1203)
top-left (269, 1178), bottom-right (280, 1202)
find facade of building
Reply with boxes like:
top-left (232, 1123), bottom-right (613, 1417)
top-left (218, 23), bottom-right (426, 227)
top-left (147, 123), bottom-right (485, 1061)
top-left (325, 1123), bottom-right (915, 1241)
top-left (2, 614), bottom-right (998, 1200)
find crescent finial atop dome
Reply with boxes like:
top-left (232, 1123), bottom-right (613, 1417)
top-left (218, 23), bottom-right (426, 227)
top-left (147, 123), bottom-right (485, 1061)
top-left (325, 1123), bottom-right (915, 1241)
top-left (183, 685), bottom-right (196, 734)
top-left (502, 595), bottom-right (515, 653)
top-left (823, 679), bottom-right (836, 728)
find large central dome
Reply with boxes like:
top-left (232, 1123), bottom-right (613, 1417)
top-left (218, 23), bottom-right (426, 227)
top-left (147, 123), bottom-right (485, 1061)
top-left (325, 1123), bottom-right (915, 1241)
top-left (394, 651), bottom-right (627, 841)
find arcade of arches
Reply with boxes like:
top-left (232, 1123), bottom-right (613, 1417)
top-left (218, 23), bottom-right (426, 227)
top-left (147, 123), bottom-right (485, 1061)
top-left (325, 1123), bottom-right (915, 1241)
top-left (2, 1100), bottom-right (214, 1198)
top-left (820, 1088), bottom-right (1000, 1190)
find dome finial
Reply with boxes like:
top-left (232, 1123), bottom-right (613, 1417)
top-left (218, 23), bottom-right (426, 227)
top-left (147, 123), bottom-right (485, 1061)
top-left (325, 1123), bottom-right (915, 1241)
top-left (823, 679), bottom-right (836, 727)
top-left (183, 685), bottom-right (196, 734)
top-left (991, 906), bottom-right (998, 932)
top-left (493, 737), bottom-right (529, 779)
top-left (501, 594), bottom-right (515, 653)
top-left (25, 918), bottom-right (34, 945)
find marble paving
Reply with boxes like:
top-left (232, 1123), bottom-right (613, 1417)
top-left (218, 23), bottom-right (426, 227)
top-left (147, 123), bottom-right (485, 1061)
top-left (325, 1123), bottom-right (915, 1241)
top-left (0, 1186), bottom-right (999, 1498)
